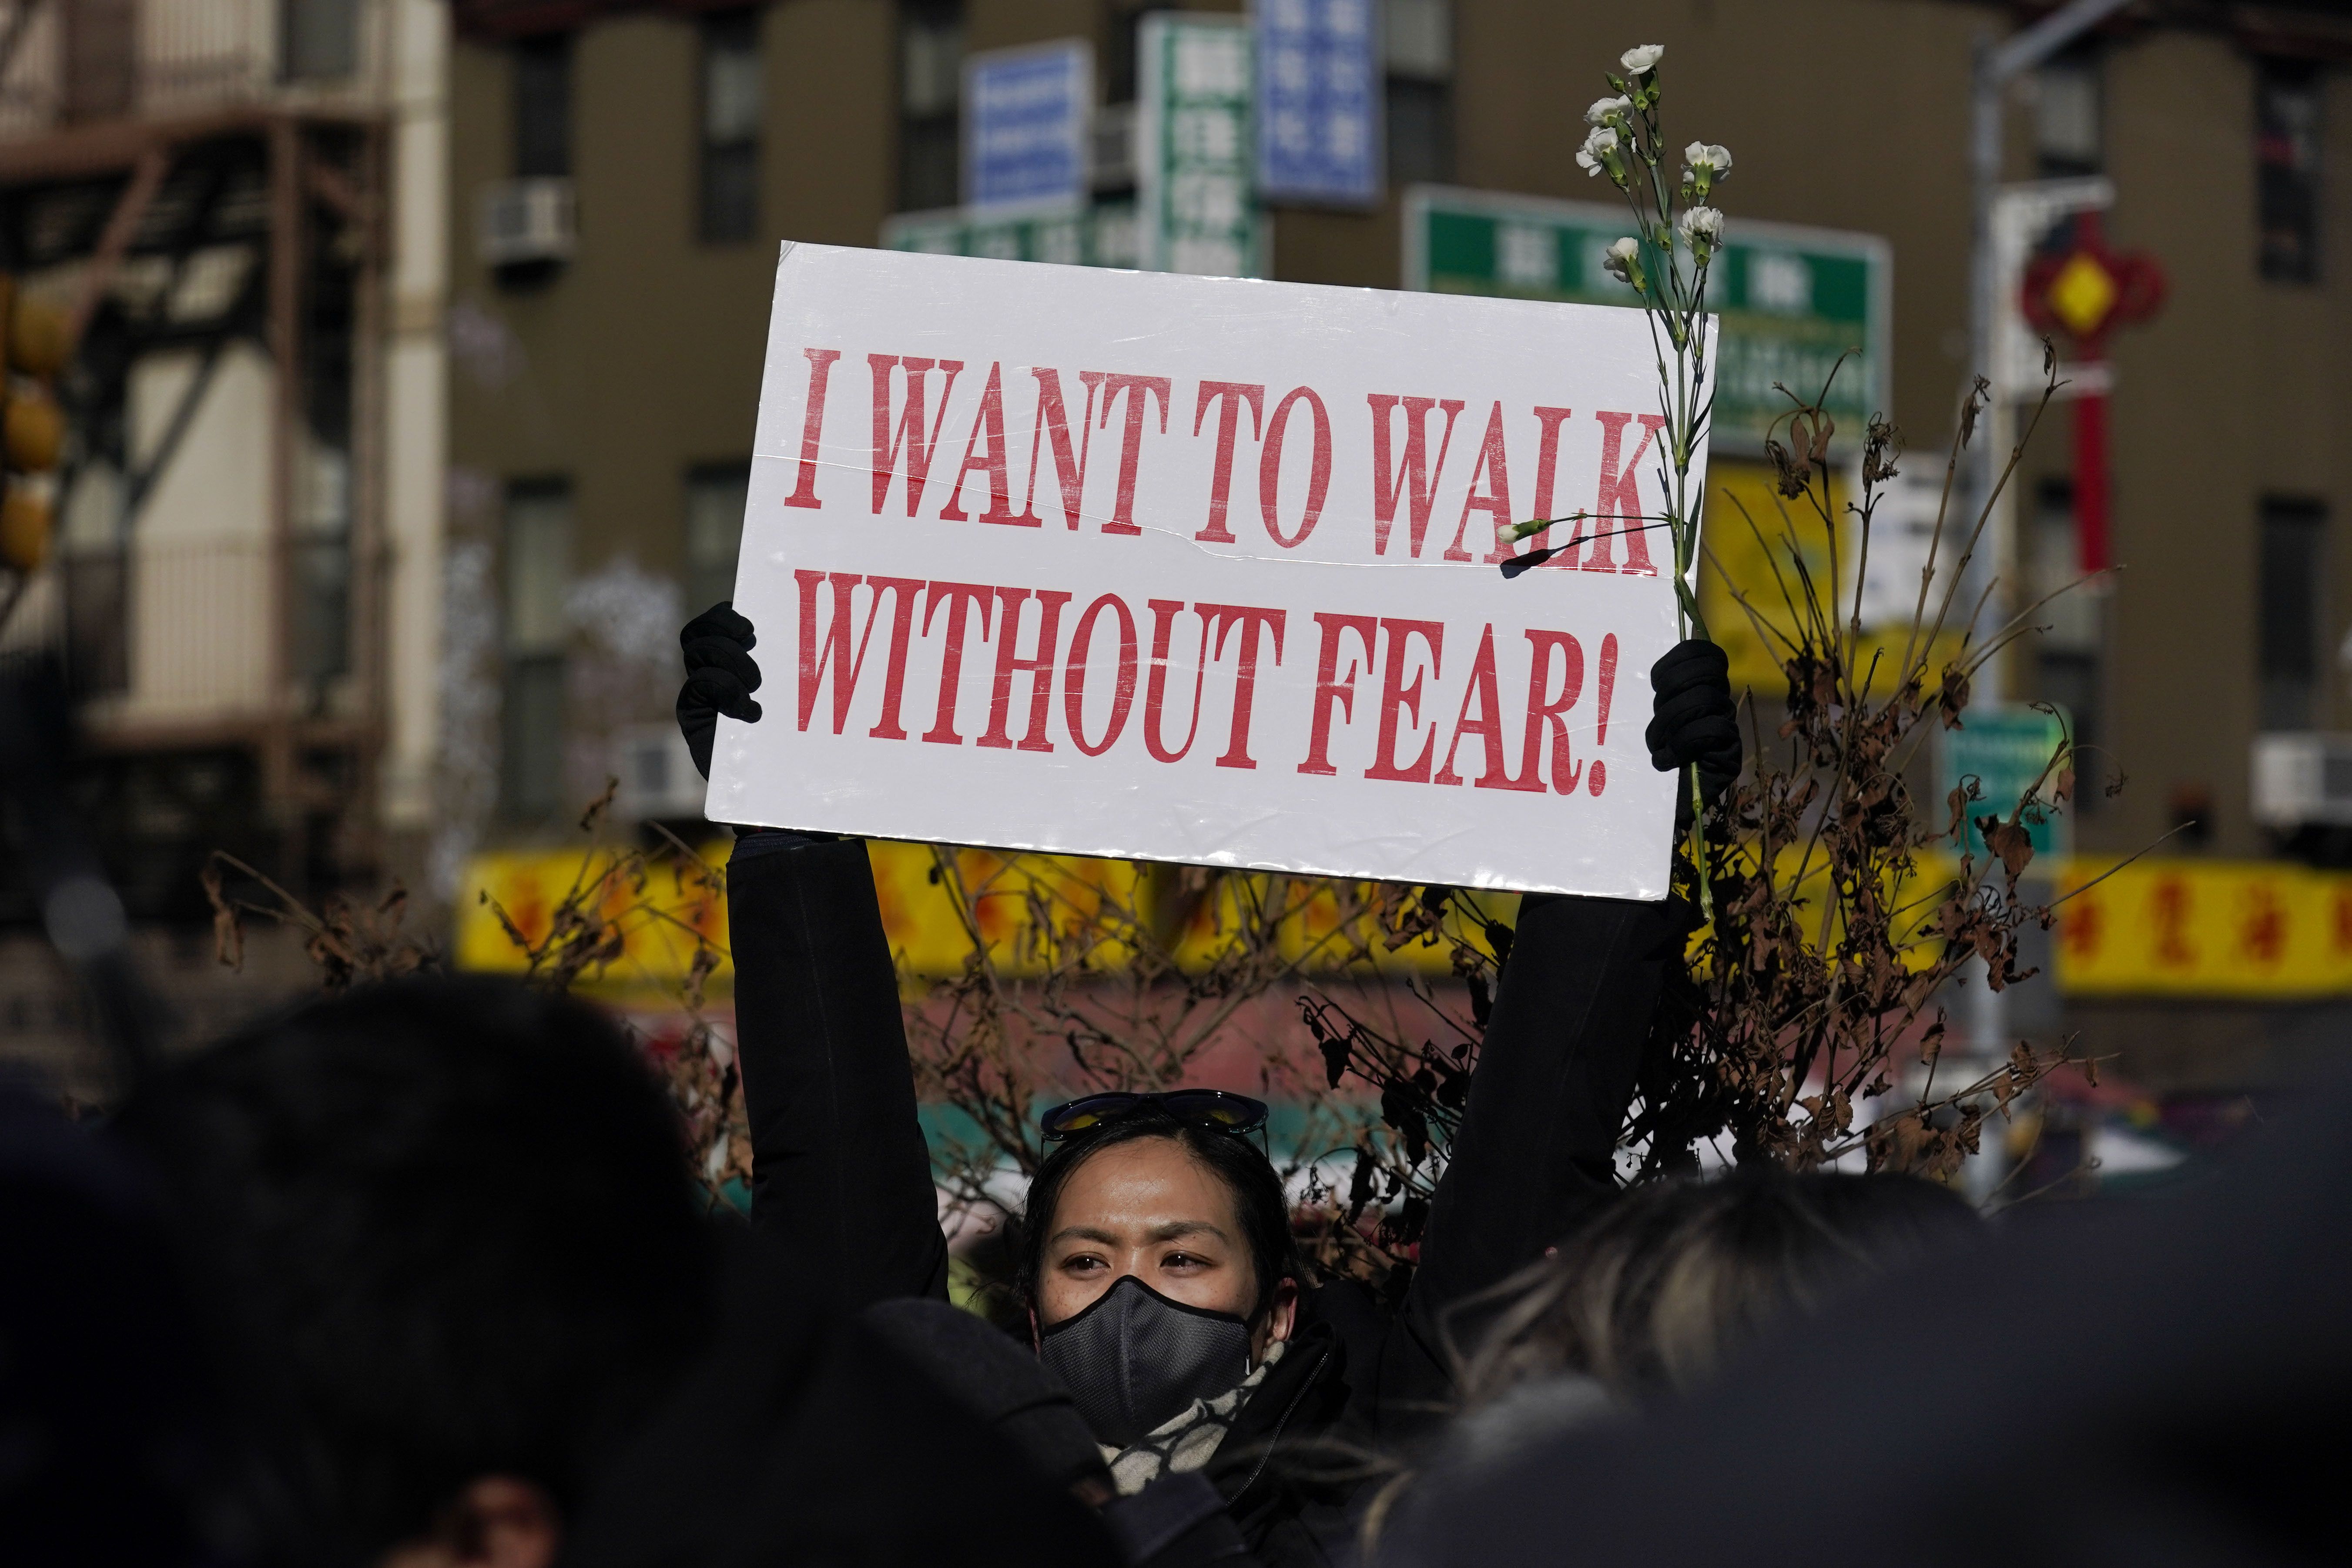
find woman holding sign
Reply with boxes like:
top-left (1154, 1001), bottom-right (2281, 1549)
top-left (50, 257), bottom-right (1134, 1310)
top-left (676, 602), bottom-right (1739, 1565)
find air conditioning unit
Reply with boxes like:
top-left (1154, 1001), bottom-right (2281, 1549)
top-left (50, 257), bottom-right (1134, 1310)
top-left (478, 178), bottom-right (577, 267)
top-left (613, 724), bottom-right (708, 822)
top-left (2250, 732), bottom-right (2352, 828)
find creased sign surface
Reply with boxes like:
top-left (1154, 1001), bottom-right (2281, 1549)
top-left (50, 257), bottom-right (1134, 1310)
top-left (707, 244), bottom-right (1709, 898)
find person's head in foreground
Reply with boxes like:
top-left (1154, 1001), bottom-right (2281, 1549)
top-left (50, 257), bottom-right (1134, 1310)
top-left (1015, 1089), bottom-right (1302, 1450)
top-left (1456, 1166), bottom-right (1976, 1421)
top-left (113, 977), bottom-right (718, 1568)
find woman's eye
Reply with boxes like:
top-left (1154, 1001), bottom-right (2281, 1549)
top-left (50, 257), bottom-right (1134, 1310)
top-left (1165, 1252), bottom-right (1204, 1270)
top-left (1062, 1254), bottom-right (1105, 1272)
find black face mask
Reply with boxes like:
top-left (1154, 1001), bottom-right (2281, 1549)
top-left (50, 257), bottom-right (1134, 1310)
top-left (1036, 1274), bottom-right (1255, 1449)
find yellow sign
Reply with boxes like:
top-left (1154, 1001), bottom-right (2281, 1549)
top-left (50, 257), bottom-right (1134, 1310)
top-left (2053, 855), bottom-right (2352, 998)
top-left (1699, 459), bottom-right (1967, 705)
top-left (455, 840), bottom-right (1501, 995)
top-left (455, 839), bottom-right (2352, 1002)
top-left (457, 845), bottom-right (732, 996)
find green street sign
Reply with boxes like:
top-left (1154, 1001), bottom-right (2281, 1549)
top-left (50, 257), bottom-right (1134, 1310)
top-left (1402, 184), bottom-right (1890, 452)
top-left (882, 196), bottom-right (1140, 268)
top-left (1136, 12), bottom-right (1265, 277)
top-left (1943, 704), bottom-right (2071, 859)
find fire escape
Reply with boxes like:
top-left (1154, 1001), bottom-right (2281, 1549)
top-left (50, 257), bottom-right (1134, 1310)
top-left (0, 0), bottom-right (391, 919)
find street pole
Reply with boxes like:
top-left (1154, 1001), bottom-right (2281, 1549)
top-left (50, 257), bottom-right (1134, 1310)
top-left (1965, 0), bottom-right (2136, 688)
top-left (1960, 0), bottom-right (2134, 1198)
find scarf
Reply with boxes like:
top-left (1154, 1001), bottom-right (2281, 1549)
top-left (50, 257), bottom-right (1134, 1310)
top-left (1101, 1340), bottom-right (1286, 1496)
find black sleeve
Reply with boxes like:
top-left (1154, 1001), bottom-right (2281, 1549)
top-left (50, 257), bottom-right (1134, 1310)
top-left (1375, 891), bottom-right (1677, 1431)
top-left (727, 833), bottom-right (950, 1306)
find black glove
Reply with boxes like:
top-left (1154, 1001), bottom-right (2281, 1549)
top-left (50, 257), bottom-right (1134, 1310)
top-left (677, 602), bottom-right (763, 780)
top-left (1646, 639), bottom-right (1741, 823)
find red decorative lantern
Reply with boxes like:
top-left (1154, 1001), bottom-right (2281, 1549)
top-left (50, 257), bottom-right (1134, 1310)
top-left (2018, 210), bottom-right (2166, 575)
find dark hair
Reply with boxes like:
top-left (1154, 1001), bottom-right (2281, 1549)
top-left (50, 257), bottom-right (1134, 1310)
top-left (111, 976), bottom-right (717, 1565)
top-left (1015, 1109), bottom-right (1300, 1324)
top-left (1458, 1167), bottom-right (1976, 1402)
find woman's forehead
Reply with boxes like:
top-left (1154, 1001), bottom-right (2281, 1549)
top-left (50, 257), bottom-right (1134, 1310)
top-left (1051, 1137), bottom-right (1242, 1233)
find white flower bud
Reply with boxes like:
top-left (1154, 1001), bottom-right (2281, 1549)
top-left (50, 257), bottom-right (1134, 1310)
top-left (1602, 236), bottom-right (1644, 285)
top-left (1620, 44), bottom-right (1664, 74)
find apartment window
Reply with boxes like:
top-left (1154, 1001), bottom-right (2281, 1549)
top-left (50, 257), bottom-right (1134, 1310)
top-left (685, 463), bottom-right (751, 614)
top-left (2257, 60), bottom-right (2321, 284)
top-left (283, 0), bottom-right (360, 81)
top-left (899, 0), bottom-right (964, 211)
top-left (503, 481), bottom-right (573, 820)
top-left (1384, 0), bottom-right (1452, 187)
top-left (2034, 53), bottom-right (2101, 178)
top-left (2258, 497), bottom-right (2327, 731)
top-left (515, 35), bottom-right (573, 179)
top-left (2031, 477), bottom-right (2104, 806)
top-left (701, 11), bottom-right (761, 243)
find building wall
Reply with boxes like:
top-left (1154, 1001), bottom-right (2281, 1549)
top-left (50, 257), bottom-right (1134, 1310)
top-left (446, 0), bottom-right (2352, 870)
top-left (2071, 27), bottom-right (2349, 859)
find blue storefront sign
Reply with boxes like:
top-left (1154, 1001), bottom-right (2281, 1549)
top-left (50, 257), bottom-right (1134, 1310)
top-left (964, 40), bottom-right (1093, 213)
top-left (1255, 0), bottom-right (1379, 207)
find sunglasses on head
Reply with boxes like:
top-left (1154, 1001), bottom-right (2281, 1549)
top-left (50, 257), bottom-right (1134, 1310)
top-left (1038, 1089), bottom-right (1271, 1143)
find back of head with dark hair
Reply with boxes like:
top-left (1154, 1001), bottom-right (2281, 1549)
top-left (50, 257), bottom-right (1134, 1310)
top-left (112, 976), bottom-right (717, 1565)
top-left (1016, 1110), bottom-right (1300, 1324)
top-left (1459, 1167), bottom-right (1976, 1403)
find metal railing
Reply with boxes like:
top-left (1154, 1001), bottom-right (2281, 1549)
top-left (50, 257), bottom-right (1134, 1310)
top-left (138, 0), bottom-right (278, 118)
top-left (0, 0), bottom-right (378, 141)
top-left (0, 3), bottom-right (61, 138)
top-left (0, 536), bottom-right (352, 723)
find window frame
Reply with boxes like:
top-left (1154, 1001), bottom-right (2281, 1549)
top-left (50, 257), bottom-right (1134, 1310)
top-left (898, 0), bottom-right (966, 211)
top-left (1382, 0), bottom-right (1453, 188)
top-left (2256, 57), bottom-right (2322, 285)
top-left (513, 33), bottom-right (575, 181)
top-left (684, 460), bottom-right (753, 616)
top-left (2257, 496), bottom-right (2329, 733)
top-left (501, 477), bottom-right (575, 822)
top-left (699, 9), bottom-right (763, 245)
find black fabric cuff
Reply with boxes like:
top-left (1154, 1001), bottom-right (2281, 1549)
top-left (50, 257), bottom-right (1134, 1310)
top-left (727, 827), bottom-right (850, 862)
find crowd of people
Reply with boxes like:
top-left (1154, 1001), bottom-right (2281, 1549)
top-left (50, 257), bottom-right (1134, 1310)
top-left (0, 609), bottom-right (2342, 1566)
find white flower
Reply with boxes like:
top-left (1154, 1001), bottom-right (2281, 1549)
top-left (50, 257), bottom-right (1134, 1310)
top-left (1620, 44), bottom-right (1664, 74)
top-left (1575, 124), bottom-right (1621, 179)
top-left (1602, 236), bottom-right (1643, 284)
top-left (1676, 205), bottom-right (1724, 251)
top-left (1684, 141), bottom-right (1732, 178)
top-left (1585, 94), bottom-right (1632, 128)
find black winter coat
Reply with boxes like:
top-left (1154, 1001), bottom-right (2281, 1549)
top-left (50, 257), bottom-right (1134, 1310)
top-left (726, 831), bottom-right (1674, 1565)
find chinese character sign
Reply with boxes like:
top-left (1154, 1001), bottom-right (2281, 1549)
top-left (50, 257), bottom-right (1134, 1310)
top-left (708, 245), bottom-right (1711, 899)
top-left (1256, 0), bottom-right (1380, 207)
top-left (964, 40), bottom-right (1093, 214)
top-left (1137, 13), bottom-right (1265, 278)
top-left (1406, 188), bottom-right (1889, 454)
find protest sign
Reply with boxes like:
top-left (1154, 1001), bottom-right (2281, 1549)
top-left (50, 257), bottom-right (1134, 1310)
top-left (705, 243), bottom-right (1711, 899)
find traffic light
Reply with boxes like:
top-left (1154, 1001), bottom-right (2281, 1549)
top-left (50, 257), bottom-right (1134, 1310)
top-left (0, 273), bottom-right (67, 576)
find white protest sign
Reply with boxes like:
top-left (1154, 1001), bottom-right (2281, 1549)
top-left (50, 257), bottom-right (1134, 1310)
top-left (707, 244), bottom-right (1709, 899)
